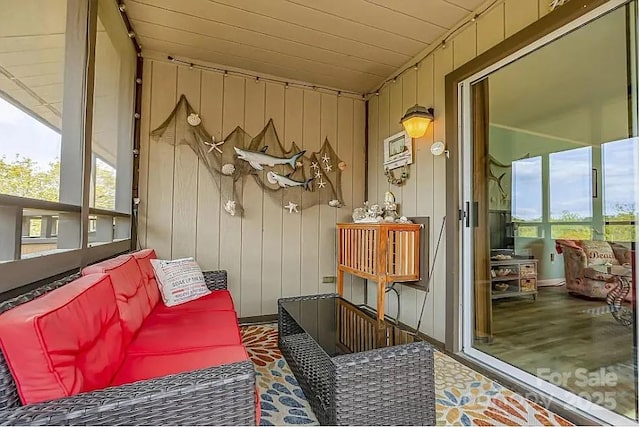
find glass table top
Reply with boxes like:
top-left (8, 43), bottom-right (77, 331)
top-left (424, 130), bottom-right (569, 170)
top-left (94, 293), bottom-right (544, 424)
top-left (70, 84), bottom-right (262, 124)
top-left (280, 296), bottom-right (343, 356)
top-left (280, 295), bottom-right (420, 357)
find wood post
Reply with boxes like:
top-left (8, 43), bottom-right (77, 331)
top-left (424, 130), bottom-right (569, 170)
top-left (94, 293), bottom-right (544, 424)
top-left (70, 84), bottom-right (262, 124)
top-left (0, 207), bottom-right (22, 261)
top-left (337, 269), bottom-right (344, 296)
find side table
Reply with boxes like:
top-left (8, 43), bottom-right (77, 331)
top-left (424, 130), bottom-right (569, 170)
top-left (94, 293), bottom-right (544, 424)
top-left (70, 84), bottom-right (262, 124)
top-left (278, 294), bottom-right (435, 426)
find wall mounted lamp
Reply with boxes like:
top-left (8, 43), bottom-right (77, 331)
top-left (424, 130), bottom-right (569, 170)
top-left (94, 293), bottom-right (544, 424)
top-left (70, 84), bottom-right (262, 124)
top-left (400, 104), bottom-right (434, 138)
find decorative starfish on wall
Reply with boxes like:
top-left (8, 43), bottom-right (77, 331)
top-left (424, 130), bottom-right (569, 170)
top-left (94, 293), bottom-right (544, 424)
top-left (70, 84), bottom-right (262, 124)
top-left (203, 136), bottom-right (225, 154)
top-left (284, 201), bottom-right (299, 213)
top-left (311, 162), bottom-right (319, 170)
top-left (317, 179), bottom-right (326, 189)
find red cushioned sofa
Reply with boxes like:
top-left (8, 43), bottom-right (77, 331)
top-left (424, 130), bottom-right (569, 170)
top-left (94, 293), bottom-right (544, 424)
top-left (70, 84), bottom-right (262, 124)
top-left (0, 249), bottom-right (259, 425)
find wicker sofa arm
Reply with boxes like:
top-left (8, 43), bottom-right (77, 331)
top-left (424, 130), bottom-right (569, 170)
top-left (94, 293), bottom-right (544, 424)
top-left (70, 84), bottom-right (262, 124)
top-left (0, 360), bottom-right (256, 426)
top-left (203, 270), bottom-right (227, 291)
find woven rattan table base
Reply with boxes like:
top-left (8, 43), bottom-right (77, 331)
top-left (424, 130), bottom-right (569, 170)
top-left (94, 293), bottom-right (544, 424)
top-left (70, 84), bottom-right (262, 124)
top-left (278, 294), bottom-right (435, 426)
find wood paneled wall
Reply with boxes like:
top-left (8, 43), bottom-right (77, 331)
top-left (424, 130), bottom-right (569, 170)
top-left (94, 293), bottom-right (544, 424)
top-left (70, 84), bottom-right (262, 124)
top-left (138, 58), bottom-right (366, 317)
top-left (366, 0), bottom-right (549, 342)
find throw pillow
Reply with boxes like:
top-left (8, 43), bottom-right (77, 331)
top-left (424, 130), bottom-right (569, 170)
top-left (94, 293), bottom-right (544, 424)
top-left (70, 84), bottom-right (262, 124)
top-left (579, 240), bottom-right (619, 266)
top-left (150, 258), bottom-right (211, 307)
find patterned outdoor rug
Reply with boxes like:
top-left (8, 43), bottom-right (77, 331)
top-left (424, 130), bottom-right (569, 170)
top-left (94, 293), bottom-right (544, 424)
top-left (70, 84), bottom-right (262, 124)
top-left (240, 325), bottom-right (572, 426)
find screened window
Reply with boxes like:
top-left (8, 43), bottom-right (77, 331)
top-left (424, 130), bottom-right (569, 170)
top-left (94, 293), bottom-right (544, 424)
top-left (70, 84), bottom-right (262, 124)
top-left (0, 0), bottom-right (137, 289)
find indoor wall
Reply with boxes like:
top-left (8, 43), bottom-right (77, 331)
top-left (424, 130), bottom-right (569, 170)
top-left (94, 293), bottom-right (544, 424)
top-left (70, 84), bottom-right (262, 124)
top-left (138, 58), bottom-right (366, 317)
top-left (366, 0), bottom-right (551, 342)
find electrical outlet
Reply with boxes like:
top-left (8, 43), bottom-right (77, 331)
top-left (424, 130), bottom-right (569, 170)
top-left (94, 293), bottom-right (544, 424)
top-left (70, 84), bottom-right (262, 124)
top-left (322, 276), bottom-right (336, 283)
top-left (550, 252), bottom-right (555, 262)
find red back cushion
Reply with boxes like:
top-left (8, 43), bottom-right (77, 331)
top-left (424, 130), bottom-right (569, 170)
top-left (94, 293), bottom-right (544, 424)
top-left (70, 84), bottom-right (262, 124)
top-left (132, 249), bottom-right (161, 308)
top-left (83, 255), bottom-right (152, 344)
top-left (0, 274), bottom-right (124, 404)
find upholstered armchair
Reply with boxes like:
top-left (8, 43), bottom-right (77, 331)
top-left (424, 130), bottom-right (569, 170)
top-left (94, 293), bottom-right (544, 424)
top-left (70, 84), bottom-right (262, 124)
top-left (556, 239), bottom-right (633, 301)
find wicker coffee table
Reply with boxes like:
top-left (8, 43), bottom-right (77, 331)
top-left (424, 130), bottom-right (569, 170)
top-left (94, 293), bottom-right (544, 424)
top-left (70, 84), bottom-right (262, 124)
top-left (278, 293), bottom-right (435, 426)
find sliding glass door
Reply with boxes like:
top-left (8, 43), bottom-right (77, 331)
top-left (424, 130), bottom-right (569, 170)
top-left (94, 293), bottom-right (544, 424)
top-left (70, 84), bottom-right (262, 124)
top-left (460, 0), bottom-right (638, 423)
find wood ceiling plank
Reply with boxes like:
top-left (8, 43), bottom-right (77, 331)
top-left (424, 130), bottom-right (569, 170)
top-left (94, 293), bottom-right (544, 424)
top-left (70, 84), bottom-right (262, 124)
top-left (4, 62), bottom-right (63, 79)
top-left (14, 73), bottom-right (63, 88)
top-left (126, 0), bottom-right (410, 66)
top-left (208, 0), bottom-right (424, 56)
top-left (134, 23), bottom-right (381, 92)
top-left (0, 48), bottom-right (65, 67)
top-left (140, 39), bottom-right (379, 93)
top-left (126, 4), bottom-right (395, 77)
top-left (0, 34), bottom-right (65, 53)
top-left (30, 84), bottom-right (63, 104)
top-left (286, 0), bottom-right (443, 42)
top-left (364, 0), bottom-right (470, 28)
top-left (442, 0), bottom-right (486, 12)
top-left (0, 0), bottom-right (66, 37)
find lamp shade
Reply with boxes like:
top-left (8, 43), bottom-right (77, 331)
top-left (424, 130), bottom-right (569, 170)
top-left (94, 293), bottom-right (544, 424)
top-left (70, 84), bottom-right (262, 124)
top-left (400, 105), bottom-right (434, 138)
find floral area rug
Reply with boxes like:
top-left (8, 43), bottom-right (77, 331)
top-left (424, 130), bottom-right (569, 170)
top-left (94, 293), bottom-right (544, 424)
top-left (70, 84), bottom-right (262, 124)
top-left (240, 325), bottom-right (571, 426)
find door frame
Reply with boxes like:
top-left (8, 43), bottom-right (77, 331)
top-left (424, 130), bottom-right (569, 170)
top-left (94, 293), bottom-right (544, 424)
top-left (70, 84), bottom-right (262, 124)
top-left (445, 0), bottom-right (636, 424)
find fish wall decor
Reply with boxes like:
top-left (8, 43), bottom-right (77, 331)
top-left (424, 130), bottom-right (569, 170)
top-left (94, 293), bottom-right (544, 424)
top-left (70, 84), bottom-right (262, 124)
top-left (151, 95), bottom-right (345, 216)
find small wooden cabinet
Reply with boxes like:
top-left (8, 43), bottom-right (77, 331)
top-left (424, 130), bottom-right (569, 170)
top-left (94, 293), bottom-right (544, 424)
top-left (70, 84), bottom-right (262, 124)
top-left (490, 258), bottom-right (537, 300)
top-left (337, 223), bottom-right (421, 320)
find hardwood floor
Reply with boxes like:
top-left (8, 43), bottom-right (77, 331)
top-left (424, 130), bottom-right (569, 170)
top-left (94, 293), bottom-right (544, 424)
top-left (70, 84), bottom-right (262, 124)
top-left (475, 286), bottom-right (637, 421)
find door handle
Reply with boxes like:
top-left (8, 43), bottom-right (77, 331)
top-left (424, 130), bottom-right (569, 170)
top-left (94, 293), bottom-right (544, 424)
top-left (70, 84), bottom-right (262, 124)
top-left (465, 201), bottom-right (470, 228)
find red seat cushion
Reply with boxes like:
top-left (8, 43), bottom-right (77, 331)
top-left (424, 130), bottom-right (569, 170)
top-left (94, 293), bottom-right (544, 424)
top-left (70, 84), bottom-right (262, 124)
top-left (83, 255), bottom-right (153, 344)
top-left (111, 345), bottom-right (249, 387)
top-left (127, 310), bottom-right (242, 355)
top-left (152, 290), bottom-right (235, 315)
top-left (132, 249), bottom-right (161, 308)
top-left (0, 274), bottom-right (124, 404)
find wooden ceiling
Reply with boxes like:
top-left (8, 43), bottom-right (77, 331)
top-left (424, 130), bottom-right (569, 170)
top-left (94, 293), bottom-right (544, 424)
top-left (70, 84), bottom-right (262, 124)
top-left (0, 0), bottom-right (67, 131)
top-left (125, 0), bottom-right (486, 93)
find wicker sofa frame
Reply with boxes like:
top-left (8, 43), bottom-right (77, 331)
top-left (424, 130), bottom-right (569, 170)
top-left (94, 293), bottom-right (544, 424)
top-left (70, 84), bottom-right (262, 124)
top-left (0, 270), bottom-right (257, 426)
top-left (278, 294), bottom-right (436, 426)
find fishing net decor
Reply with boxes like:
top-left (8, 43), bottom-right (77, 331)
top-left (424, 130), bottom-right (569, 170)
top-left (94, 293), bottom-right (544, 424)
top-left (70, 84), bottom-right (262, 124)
top-left (150, 95), bottom-right (344, 217)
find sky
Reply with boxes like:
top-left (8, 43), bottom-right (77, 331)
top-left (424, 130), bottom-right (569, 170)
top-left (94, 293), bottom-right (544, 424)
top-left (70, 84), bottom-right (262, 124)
top-left (512, 139), bottom-right (638, 221)
top-left (0, 97), bottom-right (61, 171)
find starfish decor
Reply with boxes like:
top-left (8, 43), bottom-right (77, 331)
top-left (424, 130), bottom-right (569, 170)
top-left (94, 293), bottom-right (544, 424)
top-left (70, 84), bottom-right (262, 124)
top-left (284, 201), bottom-right (299, 213)
top-left (203, 136), bottom-right (225, 154)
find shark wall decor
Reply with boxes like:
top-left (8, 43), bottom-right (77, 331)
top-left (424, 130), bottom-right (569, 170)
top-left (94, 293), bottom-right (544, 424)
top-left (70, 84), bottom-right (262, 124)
top-left (150, 95), bottom-right (345, 216)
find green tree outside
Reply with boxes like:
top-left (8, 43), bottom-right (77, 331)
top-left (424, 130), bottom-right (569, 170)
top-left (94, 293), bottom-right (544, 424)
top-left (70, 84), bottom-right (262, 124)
top-left (0, 155), bottom-right (116, 209)
top-left (0, 155), bottom-right (60, 202)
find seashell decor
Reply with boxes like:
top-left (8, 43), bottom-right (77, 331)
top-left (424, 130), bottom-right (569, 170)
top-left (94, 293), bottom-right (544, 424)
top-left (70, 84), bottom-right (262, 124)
top-left (221, 163), bottom-right (235, 176)
top-left (187, 113), bottom-right (201, 126)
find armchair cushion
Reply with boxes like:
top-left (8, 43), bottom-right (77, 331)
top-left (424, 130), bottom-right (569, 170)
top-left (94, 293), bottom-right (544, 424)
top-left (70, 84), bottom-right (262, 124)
top-left (0, 274), bottom-right (124, 405)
